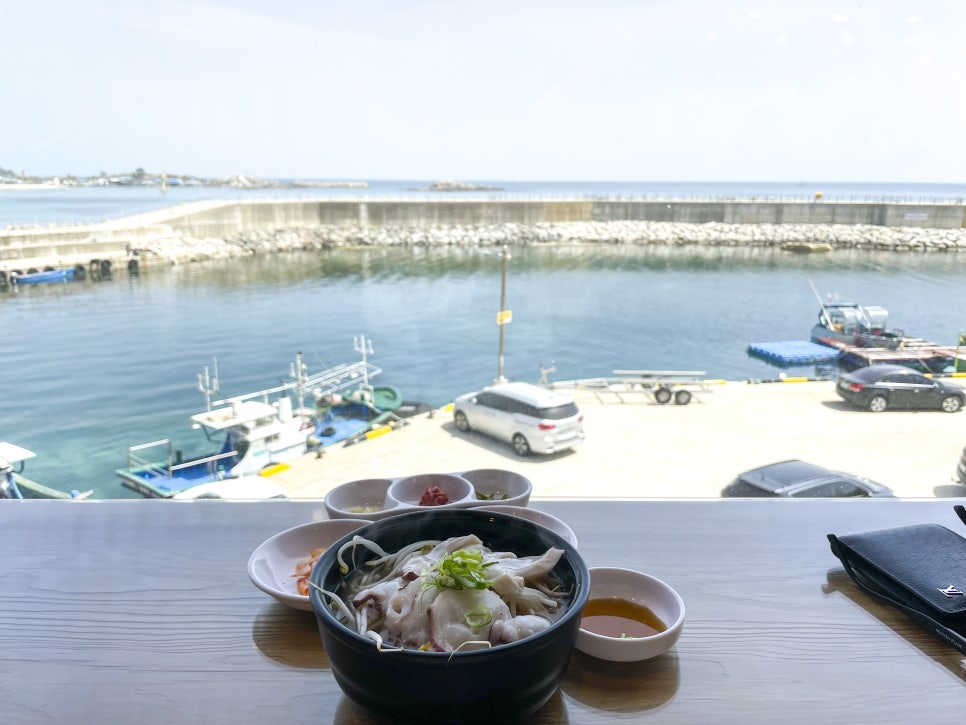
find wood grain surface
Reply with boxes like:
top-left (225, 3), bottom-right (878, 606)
top-left (2, 499), bottom-right (964, 723)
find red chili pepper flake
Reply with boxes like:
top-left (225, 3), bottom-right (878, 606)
top-left (419, 486), bottom-right (450, 506)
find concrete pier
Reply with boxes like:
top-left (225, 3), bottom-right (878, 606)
top-left (266, 381), bottom-right (966, 501)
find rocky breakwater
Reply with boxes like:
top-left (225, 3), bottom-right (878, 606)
top-left (129, 220), bottom-right (966, 264)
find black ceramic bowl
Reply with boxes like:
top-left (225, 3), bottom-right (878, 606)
top-left (309, 508), bottom-right (589, 723)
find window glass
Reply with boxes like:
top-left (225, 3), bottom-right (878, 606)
top-left (476, 393), bottom-right (499, 409)
top-left (792, 481), bottom-right (865, 498)
top-left (538, 403), bottom-right (580, 420)
top-left (505, 398), bottom-right (527, 415)
top-left (487, 394), bottom-right (513, 412)
top-left (724, 481), bottom-right (778, 497)
top-left (521, 403), bottom-right (540, 418)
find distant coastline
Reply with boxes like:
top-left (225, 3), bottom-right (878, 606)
top-left (0, 175), bottom-right (369, 191)
top-left (0, 183), bottom-right (63, 191)
top-left (0, 179), bottom-right (513, 193)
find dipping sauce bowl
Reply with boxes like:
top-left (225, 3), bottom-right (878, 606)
top-left (575, 567), bottom-right (685, 662)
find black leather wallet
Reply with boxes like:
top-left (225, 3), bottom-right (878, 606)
top-left (828, 505), bottom-right (966, 656)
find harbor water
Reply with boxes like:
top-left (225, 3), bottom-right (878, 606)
top-left (2, 183), bottom-right (966, 497)
top-left (4, 245), bottom-right (966, 498)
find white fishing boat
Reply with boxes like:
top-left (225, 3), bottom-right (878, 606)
top-left (0, 441), bottom-right (93, 500)
top-left (117, 336), bottom-right (407, 498)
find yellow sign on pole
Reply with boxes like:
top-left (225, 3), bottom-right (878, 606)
top-left (497, 309), bottom-right (512, 325)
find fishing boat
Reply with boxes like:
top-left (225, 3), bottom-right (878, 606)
top-left (810, 300), bottom-right (908, 349)
top-left (312, 382), bottom-right (404, 448)
top-left (116, 336), bottom-right (406, 498)
top-left (806, 277), bottom-right (941, 352)
top-left (0, 441), bottom-right (93, 500)
top-left (10, 265), bottom-right (86, 285)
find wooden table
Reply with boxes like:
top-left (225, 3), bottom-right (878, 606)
top-left (3, 499), bottom-right (965, 723)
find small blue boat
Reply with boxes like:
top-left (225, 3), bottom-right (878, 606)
top-left (10, 265), bottom-right (85, 285)
top-left (311, 387), bottom-right (402, 447)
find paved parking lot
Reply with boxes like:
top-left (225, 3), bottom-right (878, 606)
top-left (272, 380), bottom-right (966, 500)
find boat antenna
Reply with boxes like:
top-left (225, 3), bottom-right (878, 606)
top-left (537, 361), bottom-right (556, 387)
top-left (353, 334), bottom-right (374, 399)
top-left (290, 351), bottom-right (309, 413)
top-left (808, 279), bottom-right (832, 327)
top-left (197, 359), bottom-right (220, 412)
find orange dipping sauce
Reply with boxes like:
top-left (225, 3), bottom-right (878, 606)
top-left (580, 597), bottom-right (667, 638)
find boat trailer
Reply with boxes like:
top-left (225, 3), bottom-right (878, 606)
top-left (542, 369), bottom-right (719, 405)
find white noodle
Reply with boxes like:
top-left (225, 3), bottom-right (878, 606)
top-left (325, 534), bottom-right (569, 652)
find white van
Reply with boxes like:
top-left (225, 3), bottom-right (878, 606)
top-left (452, 382), bottom-right (585, 456)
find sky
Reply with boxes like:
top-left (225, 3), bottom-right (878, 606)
top-left (2, 1), bottom-right (965, 183)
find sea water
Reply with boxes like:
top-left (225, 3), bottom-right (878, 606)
top-left (3, 243), bottom-right (966, 498)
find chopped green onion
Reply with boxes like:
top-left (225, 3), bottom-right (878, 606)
top-left (474, 491), bottom-right (509, 501)
top-left (433, 548), bottom-right (493, 591)
top-left (464, 604), bottom-right (493, 629)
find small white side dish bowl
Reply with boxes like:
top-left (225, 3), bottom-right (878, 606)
top-left (248, 519), bottom-right (372, 610)
top-left (461, 469), bottom-right (532, 507)
top-left (388, 472), bottom-right (473, 507)
top-left (324, 478), bottom-right (398, 520)
top-left (575, 567), bottom-right (685, 662)
top-left (477, 505), bottom-right (578, 548)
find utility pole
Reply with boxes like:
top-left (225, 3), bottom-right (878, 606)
top-left (496, 245), bottom-right (511, 383)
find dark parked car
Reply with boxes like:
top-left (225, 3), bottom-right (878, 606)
top-left (836, 363), bottom-right (965, 413)
top-left (722, 459), bottom-right (894, 498)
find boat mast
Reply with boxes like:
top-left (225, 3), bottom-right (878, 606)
top-left (290, 351), bottom-right (309, 412)
top-left (197, 361), bottom-right (220, 412)
top-left (354, 334), bottom-right (374, 399)
top-left (808, 279), bottom-right (832, 326)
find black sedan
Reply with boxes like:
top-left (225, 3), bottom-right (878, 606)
top-left (835, 363), bottom-right (965, 413)
top-left (721, 459), bottom-right (894, 498)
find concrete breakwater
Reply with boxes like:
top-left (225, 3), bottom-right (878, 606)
top-left (228, 219), bottom-right (966, 251)
top-left (126, 220), bottom-right (966, 266)
top-left (3, 198), bottom-right (966, 270)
